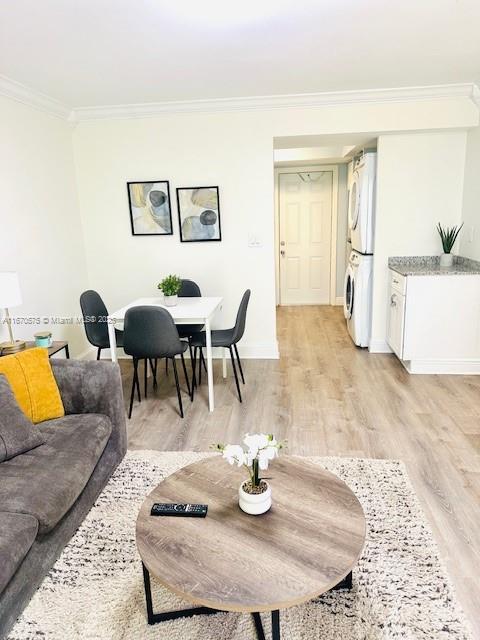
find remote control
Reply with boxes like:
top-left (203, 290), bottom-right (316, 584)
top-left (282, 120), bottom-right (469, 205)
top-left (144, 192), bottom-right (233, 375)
top-left (150, 503), bottom-right (208, 517)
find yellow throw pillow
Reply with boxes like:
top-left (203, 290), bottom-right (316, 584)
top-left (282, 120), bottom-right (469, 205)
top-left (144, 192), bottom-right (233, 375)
top-left (0, 347), bottom-right (64, 423)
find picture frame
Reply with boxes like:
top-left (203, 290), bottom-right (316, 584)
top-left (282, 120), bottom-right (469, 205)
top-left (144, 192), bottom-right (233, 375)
top-left (176, 186), bottom-right (222, 243)
top-left (127, 181), bottom-right (173, 236)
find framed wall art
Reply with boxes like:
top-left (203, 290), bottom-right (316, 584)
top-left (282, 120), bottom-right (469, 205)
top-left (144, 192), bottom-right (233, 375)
top-left (127, 181), bottom-right (173, 236)
top-left (176, 186), bottom-right (221, 242)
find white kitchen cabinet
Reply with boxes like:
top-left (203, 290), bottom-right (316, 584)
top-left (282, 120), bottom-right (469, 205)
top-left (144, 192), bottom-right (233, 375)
top-left (387, 287), bottom-right (406, 359)
top-left (387, 268), bottom-right (480, 374)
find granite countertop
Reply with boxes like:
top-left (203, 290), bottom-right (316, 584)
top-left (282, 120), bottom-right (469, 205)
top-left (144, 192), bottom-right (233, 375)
top-left (388, 256), bottom-right (480, 276)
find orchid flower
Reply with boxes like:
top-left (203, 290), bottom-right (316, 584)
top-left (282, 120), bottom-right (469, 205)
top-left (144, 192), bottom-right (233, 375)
top-left (213, 433), bottom-right (285, 488)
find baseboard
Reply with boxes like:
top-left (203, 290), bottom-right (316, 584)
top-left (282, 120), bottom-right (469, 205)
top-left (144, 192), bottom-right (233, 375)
top-left (335, 297), bottom-right (344, 306)
top-left (368, 339), bottom-right (393, 354)
top-left (402, 358), bottom-right (480, 375)
top-left (80, 343), bottom-right (280, 361)
top-left (77, 345), bottom-right (97, 360)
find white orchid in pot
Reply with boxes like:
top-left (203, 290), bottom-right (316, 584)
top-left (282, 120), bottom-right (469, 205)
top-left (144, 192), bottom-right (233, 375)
top-left (213, 433), bottom-right (285, 515)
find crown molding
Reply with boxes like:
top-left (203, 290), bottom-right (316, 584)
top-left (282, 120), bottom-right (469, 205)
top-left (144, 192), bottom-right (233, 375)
top-left (71, 83), bottom-right (480, 122)
top-left (0, 74), bottom-right (71, 120)
top-left (0, 75), bottom-right (478, 122)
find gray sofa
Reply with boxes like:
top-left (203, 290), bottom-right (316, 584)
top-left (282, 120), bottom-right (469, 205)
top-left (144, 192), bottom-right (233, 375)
top-left (0, 359), bottom-right (127, 639)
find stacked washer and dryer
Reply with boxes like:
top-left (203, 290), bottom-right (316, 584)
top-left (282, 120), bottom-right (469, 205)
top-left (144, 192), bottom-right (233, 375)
top-left (344, 151), bottom-right (376, 347)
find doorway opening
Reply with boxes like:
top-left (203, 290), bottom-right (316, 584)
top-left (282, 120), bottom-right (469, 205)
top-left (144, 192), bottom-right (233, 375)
top-left (273, 133), bottom-right (377, 308)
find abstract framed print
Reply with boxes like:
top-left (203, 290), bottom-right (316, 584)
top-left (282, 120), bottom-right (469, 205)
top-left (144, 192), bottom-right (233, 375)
top-left (176, 186), bottom-right (221, 242)
top-left (127, 181), bottom-right (173, 236)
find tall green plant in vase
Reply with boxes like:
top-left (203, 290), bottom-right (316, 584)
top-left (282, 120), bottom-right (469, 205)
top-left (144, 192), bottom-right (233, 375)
top-left (437, 222), bottom-right (463, 268)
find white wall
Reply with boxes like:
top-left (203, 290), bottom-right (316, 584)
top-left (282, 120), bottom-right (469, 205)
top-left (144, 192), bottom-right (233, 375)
top-left (370, 131), bottom-right (468, 352)
top-left (0, 96), bottom-right (88, 356)
top-left (336, 164), bottom-right (348, 299)
top-left (460, 125), bottom-right (480, 260)
top-left (73, 113), bottom-right (278, 358)
top-left (72, 98), bottom-right (477, 359)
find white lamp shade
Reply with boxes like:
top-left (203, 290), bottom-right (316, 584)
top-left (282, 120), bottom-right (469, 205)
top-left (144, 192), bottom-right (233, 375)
top-left (0, 272), bottom-right (22, 308)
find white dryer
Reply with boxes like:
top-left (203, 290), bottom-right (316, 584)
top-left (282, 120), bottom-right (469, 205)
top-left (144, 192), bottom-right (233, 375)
top-left (344, 250), bottom-right (373, 347)
top-left (348, 152), bottom-right (376, 255)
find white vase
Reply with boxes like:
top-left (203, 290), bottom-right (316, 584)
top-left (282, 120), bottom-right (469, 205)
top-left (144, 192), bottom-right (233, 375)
top-left (164, 294), bottom-right (178, 307)
top-left (440, 253), bottom-right (454, 267)
top-left (238, 481), bottom-right (272, 515)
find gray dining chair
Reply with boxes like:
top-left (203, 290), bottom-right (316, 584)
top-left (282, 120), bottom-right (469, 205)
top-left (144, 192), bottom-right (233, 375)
top-left (190, 290), bottom-right (251, 402)
top-left (165, 278), bottom-right (207, 375)
top-left (80, 290), bottom-right (123, 360)
top-left (123, 306), bottom-right (191, 419)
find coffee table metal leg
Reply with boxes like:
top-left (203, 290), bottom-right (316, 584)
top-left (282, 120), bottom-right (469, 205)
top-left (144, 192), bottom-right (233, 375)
top-left (272, 610), bottom-right (280, 640)
top-left (251, 611), bottom-right (280, 640)
top-left (331, 571), bottom-right (352, 591)
top-left (251, 612), bottom-right (266, 640)
top-left (142, 563), bottom-right (220, 624)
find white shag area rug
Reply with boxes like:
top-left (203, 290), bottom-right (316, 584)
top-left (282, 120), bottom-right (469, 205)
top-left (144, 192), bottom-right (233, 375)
top-left (8, 451), bottom-right (473, 640)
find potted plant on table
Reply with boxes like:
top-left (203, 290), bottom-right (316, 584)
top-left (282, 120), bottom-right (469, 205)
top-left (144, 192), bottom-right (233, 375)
top-left (157, 274), bottom-right (182, 306)
top-left (437, 222), bottom-right (463, 267)
top-left (213, 433), bottom-right (285, 515)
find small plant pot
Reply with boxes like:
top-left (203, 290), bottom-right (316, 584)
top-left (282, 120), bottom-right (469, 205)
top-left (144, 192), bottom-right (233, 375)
top-left (239, 481), bottom-right (272, 515)
top-left (440, 253), bottom-right (454, 268)
top-left (163, 294), bottom-right (178, 307)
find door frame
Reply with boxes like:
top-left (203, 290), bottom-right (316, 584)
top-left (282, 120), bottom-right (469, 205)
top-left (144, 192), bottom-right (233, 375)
top-left (274, 164), bottom-right (339, 306)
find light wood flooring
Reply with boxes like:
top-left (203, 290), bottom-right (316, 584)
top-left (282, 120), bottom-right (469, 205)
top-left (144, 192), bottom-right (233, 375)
top-left (124, 305), bottom-right (480, 637)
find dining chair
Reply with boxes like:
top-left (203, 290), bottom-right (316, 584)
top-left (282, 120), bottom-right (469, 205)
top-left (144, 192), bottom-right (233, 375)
top-left (80, 290), bottom-right (124, 360)
top-left (123, 306), bottom-right (191, 419)
top-left (190, 289), bottom-right (251, 403)
top-left (165, 278), bottom-right (206, 375)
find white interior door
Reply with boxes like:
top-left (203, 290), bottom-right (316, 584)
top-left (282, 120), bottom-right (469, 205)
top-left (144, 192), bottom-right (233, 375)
top-left (279, 171), bottom-right (333, 305)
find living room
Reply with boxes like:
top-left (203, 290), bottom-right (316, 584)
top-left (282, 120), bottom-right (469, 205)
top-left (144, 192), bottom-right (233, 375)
top-left (1, 1), bottom-right (480, 639)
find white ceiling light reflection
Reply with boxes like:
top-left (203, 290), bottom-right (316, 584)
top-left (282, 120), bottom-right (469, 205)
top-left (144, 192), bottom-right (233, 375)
top-left (163, 0), bottom-right (295, 27)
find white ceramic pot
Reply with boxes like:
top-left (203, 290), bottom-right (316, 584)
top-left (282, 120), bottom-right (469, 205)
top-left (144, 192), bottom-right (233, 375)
top-left (238, 482), bottom-right (272, 515)
top-left (440, 253), bottom-right (454, 268)
top-left (164, 294), bottom-right (178, 307)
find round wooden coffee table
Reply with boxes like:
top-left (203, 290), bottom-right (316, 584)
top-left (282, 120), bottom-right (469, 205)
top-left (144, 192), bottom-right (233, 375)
top-left (136, 456), bottom-right (365, 639)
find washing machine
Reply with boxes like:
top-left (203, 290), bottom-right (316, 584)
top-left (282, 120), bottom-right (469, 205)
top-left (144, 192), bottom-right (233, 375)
top-left (348, 152), bottom-right (376, 255)
top-left (344, 250), bottom-right (373, 347)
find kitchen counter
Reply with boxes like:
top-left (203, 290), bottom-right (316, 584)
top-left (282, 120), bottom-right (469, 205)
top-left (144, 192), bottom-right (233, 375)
top-left (388, 255), bottom-right (480, 276)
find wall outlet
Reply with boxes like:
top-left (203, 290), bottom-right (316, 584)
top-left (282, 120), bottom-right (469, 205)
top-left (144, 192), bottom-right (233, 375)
top-left (248, 234), bottom-right (263, 248)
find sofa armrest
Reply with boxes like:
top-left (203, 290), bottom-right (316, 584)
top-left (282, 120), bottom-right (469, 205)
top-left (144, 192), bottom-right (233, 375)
top-left (51, 360), bottom-right (127, 457)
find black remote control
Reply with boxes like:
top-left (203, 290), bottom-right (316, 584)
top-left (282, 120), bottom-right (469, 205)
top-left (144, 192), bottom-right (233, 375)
top-left (150, 503), bottom-right (208, 517)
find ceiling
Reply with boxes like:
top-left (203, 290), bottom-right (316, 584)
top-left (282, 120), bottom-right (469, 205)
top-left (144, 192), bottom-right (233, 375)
top-left (0, 0), bottom-right (479, 108)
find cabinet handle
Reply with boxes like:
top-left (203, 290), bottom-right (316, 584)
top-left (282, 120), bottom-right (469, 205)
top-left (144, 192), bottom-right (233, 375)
top-left (390, 294), bottom-right (397, 307)
top-left (393, 278), bottom-right (399, 284)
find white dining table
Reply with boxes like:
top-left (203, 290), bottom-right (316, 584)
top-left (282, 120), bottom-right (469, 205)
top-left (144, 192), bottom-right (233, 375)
top-left (107, 296), bottom-right (223, 412)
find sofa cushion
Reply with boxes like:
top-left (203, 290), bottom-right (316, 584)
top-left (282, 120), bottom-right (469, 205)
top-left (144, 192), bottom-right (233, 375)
top-left (0, 413), bottom-right (112, 535)
top-left (0, 512), bottom-right (38, 594)
top-left (0, 348), bottom-right (64, 423)
top-left (0, 375), bottom-right (45, 462)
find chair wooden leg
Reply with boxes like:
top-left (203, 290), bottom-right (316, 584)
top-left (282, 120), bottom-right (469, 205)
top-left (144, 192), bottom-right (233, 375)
top-left (172, 358), bottom-right (184, 418)
top-left (144, 359), bottom-right (148, 399)
top-left (128, 358), bottom-right (138, 419)
top-left (97, 347), bottom-right (101, 361)
top-left (135, 362), bottom-right (141, 402)
top-left (180, 352), bottom-right (192, 400)
top-left (165, 358), bottom-right (169, 375)
top-left (198, 348), bottom-right (203, 386)
top-left (191, 347), bottom-right (197, 396)
top-left (200, 348), bottom-right (207, 374)
top-left (229, 346), bottom-right (242, 403)
top-left (188, 338), bottom-right (195, 377)
top-left (149, 358), bottom-right (157, 388)
top-left (233, 344), bottom-right (245, 384)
